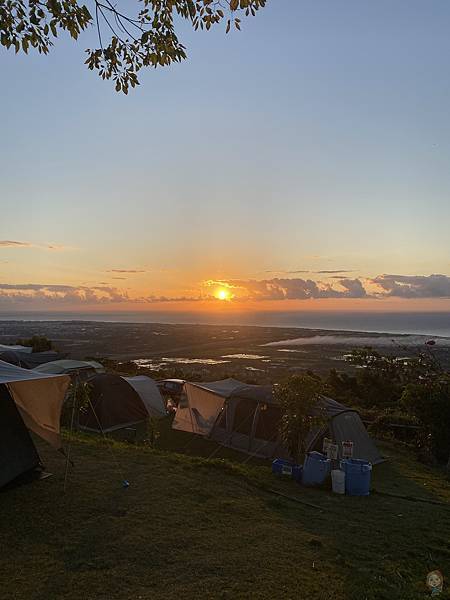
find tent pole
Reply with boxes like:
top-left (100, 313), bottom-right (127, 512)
top-left (63, 375), bottom-right (78, 493)
top-left (86, 394), bottom-right (127, 485)
top-left (184, 385), bottom-right (198, 435)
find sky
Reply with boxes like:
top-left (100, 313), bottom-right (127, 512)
top-left (1, 0), bottom-right (450, 315)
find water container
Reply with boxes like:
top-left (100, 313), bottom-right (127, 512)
top-left (331, 469), bottom-right (345, 494)
top-left (340, 459), bottom-right (372, 496)
top-left (302, 451), bottom-right (331, 487)
top-left (272, 459), bottom-right (303, 483)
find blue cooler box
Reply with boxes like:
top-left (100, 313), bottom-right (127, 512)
top-left (272, 459), bottom-right (303, 483)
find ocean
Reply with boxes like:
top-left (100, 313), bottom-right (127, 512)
top-left (0, 311), bottom-right (449, 337)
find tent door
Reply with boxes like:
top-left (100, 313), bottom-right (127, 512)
top-left (0, 384), bottom-right (40, 488)
top-left (249, 403), bottom-right (283, 458)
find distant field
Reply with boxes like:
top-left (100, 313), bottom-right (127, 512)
top-left (1, 320), bottom-right (449, 380)
top-left (1, 433), bottom-right (449, 600)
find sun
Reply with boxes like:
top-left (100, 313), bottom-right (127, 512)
top-left (216, 289), bottom-right (230, 301)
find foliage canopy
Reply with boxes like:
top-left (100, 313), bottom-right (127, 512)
top-left (15, 334), bottom-right (53, 352)
top-left (1, 0), bottom-right (267, 93)
top-left (326, 346), bottom-right (450, 463)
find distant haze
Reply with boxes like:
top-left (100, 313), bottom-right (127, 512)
top-left (0, 311), bottom-right (449, 337)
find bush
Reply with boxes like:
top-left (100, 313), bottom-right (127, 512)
top-left (275, 374), bottom-right (327, 464)
top-left (16, 335), bottom-right (53, 353)
top-left (61, 382), bottom-right (92, 429)
top-left (401, 377), bottom-right (450, 462)
top-left (367, 409), bottom-right (421, 444)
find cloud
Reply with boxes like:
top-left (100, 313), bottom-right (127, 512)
top-left (372, 274), bottom-right (450, 298)
top-left (0, 240), bottom-right (70, 251)
top-left (206, 273), bottom-right (450, 301)
top-left (2, 273), bottom-right (450, 309)
top-left (0, 282), bottom-right (203, 307)
top-left (265, 269), bottom-right (355, 275)
top-left (0, 283), bottom-right (130, 306)
top-left (108, 269), bottom-right (146, 274)
top-left (315, 270), bottom-right (355, 274)
top-left (45, 244), bottom-right (70, 251)
top-left (265, 269), bottom-right (311, 274)
top-left (205, 277), bottom-right (368, 301)
top-left (337, 278), bottom-right (368, 298)
top-left (0, 240), bottom-right (32, 248)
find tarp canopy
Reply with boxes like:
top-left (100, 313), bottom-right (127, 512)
top-left (0, 360), bottom-right (70, 449)
top-left (34, 359), bottom-right (105, 375)
top-left (79, 374), bottom-right (167, 432)
top-left (0, 350), bottom-right (64, 369)
top-left (173, 379), bottom-right (383, 463)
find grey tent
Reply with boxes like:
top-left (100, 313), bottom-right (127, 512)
top-left (306, 396), bottom-right (384, 465)
top-left (0, 344), bottom-right (32, 354)
top-left (0, 360), bottom-right (70, 487)
top-left (34, 359), bottom-right (105, 382)
top-left (173, 378), bottom-right (383, 463)
top-left (0, 350), bottom-right (64, 369)
top-left (79, 374), bottom-right (167, 433)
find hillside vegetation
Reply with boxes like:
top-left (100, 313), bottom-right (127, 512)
top-left (1, 434), bottom-right (449, 600)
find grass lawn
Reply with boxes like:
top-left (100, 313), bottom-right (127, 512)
top-left (1, 433), bottom-right (450, 600)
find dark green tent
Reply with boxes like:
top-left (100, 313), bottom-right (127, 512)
top-left (0, 384), bottom-right (40, 488)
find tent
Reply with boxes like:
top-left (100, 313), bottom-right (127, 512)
top-left (0, 344), bottom-right (32, 354)
top-left (0, 360), bottom-right (70, 487)
top-left (0, 385), bottom-right (40, 488)
top-left (78, 374), bottom-right (167, 432)
top-left (172, 378), bottom-right (383, 463)
top-left (173, 379), bottom-right (284, 459)
top-left (34, 359), bottom-right (105, 381)
top-left (306, 396), bottom-right (384, 465)
top-left (0, 350), bottom-right (63, 369)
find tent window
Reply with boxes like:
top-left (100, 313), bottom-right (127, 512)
top-left (254, 404), bottom-right (281, 441)
top-left (233, 399), bottom-right (258, 436)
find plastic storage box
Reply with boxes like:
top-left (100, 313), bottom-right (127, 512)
top-left (272, 458), bottom-right (303, 483)
top-left (340, 458), bottom-right (372, 496)
top-left (302, 451), bottom-right (331, 487)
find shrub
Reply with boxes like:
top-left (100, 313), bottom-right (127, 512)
top-left (62, 382), bottom-right (92, 429)
top-left (275, 374), bottom-right (327, 464)
top-left (367, 409), bottom-right (421, 444)
top-left (401, 377), bottom-right (450, 462)
top-left (16, 335), bottom-right (53, 353)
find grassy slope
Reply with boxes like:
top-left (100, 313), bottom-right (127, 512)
top-left (1, 435), bottom-right (450, 600)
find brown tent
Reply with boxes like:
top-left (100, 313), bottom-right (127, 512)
top-left (0, 359), bottom-right (70, 487)
top-left (79, 374), bottom-right (166, 432)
